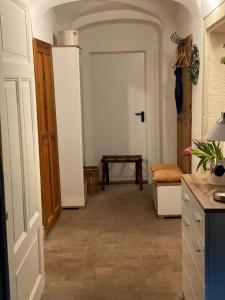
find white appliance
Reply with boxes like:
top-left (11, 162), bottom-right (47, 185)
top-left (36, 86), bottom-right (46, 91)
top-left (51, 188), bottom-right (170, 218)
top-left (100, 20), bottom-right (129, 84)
top-left (52, 46), bottom-right (86, 207)
top-left (58, 30), bottom-right (79, 46)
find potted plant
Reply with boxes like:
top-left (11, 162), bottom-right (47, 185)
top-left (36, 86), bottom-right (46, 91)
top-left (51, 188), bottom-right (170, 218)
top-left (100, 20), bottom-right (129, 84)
top-left (184, 139), bottom-right (225, 185)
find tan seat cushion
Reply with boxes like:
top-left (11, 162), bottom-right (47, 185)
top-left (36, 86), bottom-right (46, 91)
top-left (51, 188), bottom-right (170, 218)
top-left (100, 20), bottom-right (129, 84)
top-left (151, 164), bottom-right (180, 172)
top-left (152, 168), bottom-right (182, 183)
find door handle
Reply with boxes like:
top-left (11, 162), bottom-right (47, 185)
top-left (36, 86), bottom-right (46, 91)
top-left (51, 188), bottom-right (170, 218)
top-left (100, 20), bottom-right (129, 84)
top-left (192, 240), bottom-right (203, 252)
top-left (182, 193), bottom-right (190, 201)
top-left (193, 211), bottom-right (203, 222)
top-left (135, 111), bottom-right (145, 122)
top-left (182, 216), bottom-right (191, 227)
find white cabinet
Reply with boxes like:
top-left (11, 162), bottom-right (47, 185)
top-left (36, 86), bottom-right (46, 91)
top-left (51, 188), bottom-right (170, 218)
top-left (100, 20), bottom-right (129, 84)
top-left (182, 175), bottom-right (225, 300)
top-left (52, 46), bottom-right (85, 207)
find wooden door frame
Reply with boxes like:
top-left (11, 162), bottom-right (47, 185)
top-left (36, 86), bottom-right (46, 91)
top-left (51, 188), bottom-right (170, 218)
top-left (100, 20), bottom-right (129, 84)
top-left (33, 38), bottom-right (62, 236)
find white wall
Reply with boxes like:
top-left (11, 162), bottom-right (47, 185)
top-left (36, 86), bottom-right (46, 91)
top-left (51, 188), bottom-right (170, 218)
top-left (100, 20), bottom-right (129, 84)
top-left (69, 2), bottom-right (179, 164)
top-left (31, 8), bottom-right (57, 44)
top-left (31, 0), bottom-right (213, 172)
top-left (79, 22), bottom-right (164, 172)
top-left (207, 32), bottom-right (225, 131)
top-left (201, 0), bottom-right (225, 17)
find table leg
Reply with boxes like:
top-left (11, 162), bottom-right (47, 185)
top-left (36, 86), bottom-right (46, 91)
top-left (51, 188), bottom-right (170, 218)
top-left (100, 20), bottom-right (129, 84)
top-left (101, 160), bottom-right (106, 191)
top-left (139, 160), bottom-right (143, 190)
top-left (135, 162), bottom-right (139, 184)
top-left (106, 162), bottom-right (110, 185)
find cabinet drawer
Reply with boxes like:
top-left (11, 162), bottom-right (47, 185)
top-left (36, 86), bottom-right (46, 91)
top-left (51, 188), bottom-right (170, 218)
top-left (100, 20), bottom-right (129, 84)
top-left (182, 204), bottom-right (204, 281)
top-left (183, 263), bottom-right (195, 300)
top-left (182, 182), bottom-right (205, 241)
top-left (182, 234), bottom-right (205, 300)
top-left (182, 183), bottom-right (192, 210)
top-left (190, 197), bottom-right (205, 241)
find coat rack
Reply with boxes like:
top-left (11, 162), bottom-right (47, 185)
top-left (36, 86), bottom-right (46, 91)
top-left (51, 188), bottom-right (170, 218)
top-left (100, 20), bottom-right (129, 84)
top-left (172, 33), bottom-right (193, 174)
top-left (170, 32), bottom-right (185, 45)
top-left (171, 33), bottom-right (193, 68)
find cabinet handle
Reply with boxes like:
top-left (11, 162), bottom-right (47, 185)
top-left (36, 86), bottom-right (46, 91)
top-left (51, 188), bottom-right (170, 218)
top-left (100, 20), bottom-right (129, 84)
top-left (182, 193), bottom-right (190, 201)
top-left (193, 211), bottom-right (203, 222)
top-left (192, 240), bottom-right (203, 252)
top-left (182, 216), bottom-right (191, 226)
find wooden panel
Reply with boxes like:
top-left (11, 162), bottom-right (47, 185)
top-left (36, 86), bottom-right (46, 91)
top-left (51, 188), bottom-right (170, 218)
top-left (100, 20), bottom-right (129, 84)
top-left (35, 52), bottom-right (48, 134)
top-left (20, 80), bottom-right (38, 223)
top-left (0, 0), bottom-right (28, 62)
top-left (177, 35), bottom-right (192, 174)
top-left (49, 134), bottom-right (61, 214)
top-left (43, 53), bottom-right (57, 130)
top-left (33, 38), bottom-right (61, 236)
top-left (4, 79), bottom-right (26, 244)
top-left (40, 140), bottom-right (53, 228)
top-left (16, 234), bottom-right (42, 300)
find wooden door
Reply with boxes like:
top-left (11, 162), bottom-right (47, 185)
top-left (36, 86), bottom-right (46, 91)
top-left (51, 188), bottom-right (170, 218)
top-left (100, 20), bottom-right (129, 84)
top-left (0, 1), bottom-right (44, 299)
top-left (33, 39), bottom-right (61, 235)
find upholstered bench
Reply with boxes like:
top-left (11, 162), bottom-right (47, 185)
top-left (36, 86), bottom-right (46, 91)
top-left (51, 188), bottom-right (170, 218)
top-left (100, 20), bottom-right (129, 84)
top-left (150, 164), bottom-right (182, 218)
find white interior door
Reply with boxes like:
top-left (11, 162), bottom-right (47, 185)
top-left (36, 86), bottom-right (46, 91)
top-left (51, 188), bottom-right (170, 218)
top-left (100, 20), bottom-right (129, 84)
top-left (90, 52), bottom-right (147, 180)
top-left (0, 1), bottom-right (44, 299)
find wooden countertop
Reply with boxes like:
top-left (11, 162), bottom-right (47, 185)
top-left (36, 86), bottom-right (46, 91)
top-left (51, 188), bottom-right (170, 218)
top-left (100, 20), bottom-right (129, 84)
top-left (182, 174), bottom-right (225, 212)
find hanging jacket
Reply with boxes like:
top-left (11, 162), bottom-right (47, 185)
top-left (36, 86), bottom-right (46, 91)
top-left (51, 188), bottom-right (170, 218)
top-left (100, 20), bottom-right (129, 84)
top-left (174, 67), bottom-right (183, 114)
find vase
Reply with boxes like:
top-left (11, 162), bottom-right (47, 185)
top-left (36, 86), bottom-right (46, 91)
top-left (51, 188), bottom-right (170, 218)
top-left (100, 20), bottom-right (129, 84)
top-left (208, 160), bottom-right (225, 185)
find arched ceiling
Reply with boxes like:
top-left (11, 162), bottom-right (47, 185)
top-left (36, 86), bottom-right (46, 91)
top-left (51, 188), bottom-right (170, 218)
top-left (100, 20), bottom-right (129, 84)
top-left (53, 0), bottom-right (157, 30)
top-left (72, 10), bottom-right (163, 31)
top-left (31, 0), bottom-right (200, 19)
top-left (30, 0), bottom-right (200, 37)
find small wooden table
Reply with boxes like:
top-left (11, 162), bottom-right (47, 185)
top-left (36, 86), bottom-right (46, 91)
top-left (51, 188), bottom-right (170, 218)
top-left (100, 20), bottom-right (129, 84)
top-left (101, 155), bottom-right (143, 191)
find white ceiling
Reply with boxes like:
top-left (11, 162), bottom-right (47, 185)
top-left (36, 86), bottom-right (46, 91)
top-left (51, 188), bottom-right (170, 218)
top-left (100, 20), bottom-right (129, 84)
top-left (54, 0), bottom-right (150, 24)
top-left (53, 0), bottom-right (182, 30)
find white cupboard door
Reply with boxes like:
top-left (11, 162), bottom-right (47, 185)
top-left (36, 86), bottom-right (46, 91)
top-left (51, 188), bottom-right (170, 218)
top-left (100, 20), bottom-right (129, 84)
top-left (0, 1), bottom-right (44, 299)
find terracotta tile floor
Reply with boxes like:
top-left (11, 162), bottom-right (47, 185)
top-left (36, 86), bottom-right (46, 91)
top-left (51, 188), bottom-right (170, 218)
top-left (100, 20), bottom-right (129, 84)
top-left (41, 184), bottom-right (182, 300)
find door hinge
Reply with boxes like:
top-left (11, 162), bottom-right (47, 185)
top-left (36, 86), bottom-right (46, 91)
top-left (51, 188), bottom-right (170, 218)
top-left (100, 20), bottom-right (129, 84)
top-left (5, 212), bottom-right (8, 221)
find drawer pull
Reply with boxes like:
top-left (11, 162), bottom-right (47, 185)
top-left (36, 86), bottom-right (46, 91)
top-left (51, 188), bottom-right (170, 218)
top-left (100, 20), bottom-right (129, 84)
top-left (193, 211), bottom-right (203, 222)
top-left (182, 193), bottom-right (190, 201)
top-left (192, 240), bottom-right (203, 252)
top-left (182, 216), bottom-right (191, 226)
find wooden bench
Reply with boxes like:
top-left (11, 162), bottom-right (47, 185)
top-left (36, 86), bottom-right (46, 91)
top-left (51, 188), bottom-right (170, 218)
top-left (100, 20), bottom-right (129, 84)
top-left (150, 164), bottom-right (182, 217)
top-left (101, 155), bottom-right (143, 191)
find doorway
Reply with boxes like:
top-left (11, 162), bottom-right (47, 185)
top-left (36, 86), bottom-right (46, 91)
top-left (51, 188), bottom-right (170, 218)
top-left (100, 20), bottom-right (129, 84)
top-left (89, 51), bottom-right (148, 181)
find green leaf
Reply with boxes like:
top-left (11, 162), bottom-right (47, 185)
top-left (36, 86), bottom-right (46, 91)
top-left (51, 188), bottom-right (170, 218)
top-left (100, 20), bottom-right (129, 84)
top-left (190, 139), bottom-right (224, 172)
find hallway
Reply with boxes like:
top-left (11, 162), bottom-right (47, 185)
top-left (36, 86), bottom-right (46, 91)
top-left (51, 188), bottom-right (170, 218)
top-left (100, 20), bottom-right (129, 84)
top-left (41, 185), bottom-right (182, 300)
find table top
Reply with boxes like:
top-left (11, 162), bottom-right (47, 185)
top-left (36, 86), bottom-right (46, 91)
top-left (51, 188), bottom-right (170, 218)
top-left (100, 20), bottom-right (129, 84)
top-left (102, 155), bottom-right (142, 162)
top-left (182, 174), bottom-right (225, 212)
